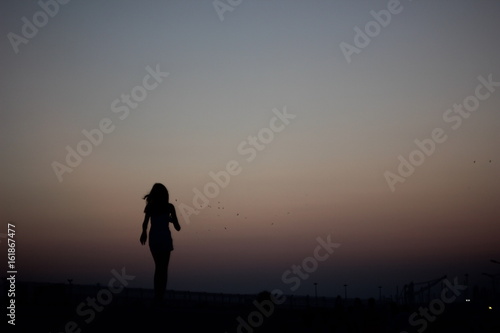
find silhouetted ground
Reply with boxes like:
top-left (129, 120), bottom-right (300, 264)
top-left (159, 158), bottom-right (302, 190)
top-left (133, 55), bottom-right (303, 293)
top-left (14, 300), bottom-right (500, 333)
top-left (6, 282), bottom-right (500, 332)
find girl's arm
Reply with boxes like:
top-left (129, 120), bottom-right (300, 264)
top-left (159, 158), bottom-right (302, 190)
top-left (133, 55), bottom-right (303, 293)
top-left (169, 204), bottom-right (181, 231)
top-left (140, 213), bottom-right (150, 245)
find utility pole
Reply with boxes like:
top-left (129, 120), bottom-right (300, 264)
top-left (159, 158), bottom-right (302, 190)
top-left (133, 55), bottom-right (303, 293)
top-left (314, 282), bottom-right (318, 306)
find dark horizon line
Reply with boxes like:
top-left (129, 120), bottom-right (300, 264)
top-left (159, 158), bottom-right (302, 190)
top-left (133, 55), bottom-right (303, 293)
top-left (5, 277), bottom-right (495, 300)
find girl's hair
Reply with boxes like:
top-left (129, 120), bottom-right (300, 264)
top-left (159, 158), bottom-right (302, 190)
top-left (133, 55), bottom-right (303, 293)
top-left (144, 183), bottom-right (169, 214)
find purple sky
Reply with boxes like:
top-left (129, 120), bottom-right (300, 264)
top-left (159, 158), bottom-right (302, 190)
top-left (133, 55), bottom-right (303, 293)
top-left (1, 0), bottom-right (499, 298)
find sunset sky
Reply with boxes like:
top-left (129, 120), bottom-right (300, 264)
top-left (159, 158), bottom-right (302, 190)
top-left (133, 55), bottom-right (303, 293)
top-left (1, 0), bottom-right (499, 299)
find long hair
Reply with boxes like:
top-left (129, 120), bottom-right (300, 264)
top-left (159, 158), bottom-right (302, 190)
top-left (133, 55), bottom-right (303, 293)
top-left (144, 183), bottom-right (169, 215)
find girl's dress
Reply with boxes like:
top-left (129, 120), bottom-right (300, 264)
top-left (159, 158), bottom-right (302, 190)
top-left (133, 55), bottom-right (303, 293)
top-left (146, 206), bottom-right (174, 253)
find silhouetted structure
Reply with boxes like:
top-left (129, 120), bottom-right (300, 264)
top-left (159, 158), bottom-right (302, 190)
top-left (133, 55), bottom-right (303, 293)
top-left (401, 275), bottom-right (447, 305)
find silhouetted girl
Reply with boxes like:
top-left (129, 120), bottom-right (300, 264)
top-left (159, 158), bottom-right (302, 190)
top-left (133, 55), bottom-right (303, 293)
top-left (140, 183), bottom-right (181, 305)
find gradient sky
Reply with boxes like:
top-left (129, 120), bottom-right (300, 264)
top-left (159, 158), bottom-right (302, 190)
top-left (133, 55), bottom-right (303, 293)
top-left (1, 0), bottom-right (499, 299)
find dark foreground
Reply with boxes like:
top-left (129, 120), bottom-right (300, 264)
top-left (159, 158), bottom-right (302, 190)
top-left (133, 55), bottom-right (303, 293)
top-left (6, 284), bottom-right (500, 333)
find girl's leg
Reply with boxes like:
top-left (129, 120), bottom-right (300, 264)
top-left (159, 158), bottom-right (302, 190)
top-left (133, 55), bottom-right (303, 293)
top-left (151, 249), bottom-right (171, 304)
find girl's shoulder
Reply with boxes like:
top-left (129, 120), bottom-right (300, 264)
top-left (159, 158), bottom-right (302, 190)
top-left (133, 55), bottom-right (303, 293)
top-left (145, 201), bottom-right (173, 215)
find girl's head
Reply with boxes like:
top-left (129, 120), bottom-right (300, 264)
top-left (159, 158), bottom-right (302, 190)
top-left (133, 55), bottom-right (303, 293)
top-left (144, 183), bottom-right (169, 204)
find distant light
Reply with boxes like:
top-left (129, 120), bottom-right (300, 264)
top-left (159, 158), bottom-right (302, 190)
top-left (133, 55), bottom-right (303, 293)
top-left (488, 306), bottom-right (493, 310)
top-left (465, 298), bottom-right (470, 302)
